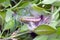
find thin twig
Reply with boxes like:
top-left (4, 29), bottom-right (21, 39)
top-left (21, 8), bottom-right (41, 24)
top-left (9, 0), bottom-right (23, 10)
top-left (3, 31), bottom-right (30, 40)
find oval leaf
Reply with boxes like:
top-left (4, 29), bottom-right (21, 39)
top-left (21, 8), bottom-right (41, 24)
top-left (34, 25), bottom-right (56, 35)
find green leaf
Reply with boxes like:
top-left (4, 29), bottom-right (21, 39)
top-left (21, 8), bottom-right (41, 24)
top-left (33, 35), bottom-right (48, 40)
top-left (0, 0), bottom-right (5, 3)
top-left (3, 19), bottom-right (15, 31)
top-left (31, 4), bottom-right (44, 12)
top-left (49, 21), bottom-right (58, 29)
top-left (48, 34), bottom-right (60, 40)
top-left (5, 9), bottom-right (13, 22)
top-left (20, 2), bottom-right (29, 8)
top-left (0, 11), bottom-right (6, 25)
top-left (56, 26), bottom-right (60, 35)
top-left (0, 16), bottom-right (2, 25)
top-left (0, 11), bottom-right (6, 19)
top-left (1, 0), bottom-right (11, 7)
top-left (52, 12), bottom-right (59, 21)
top-left (52, 7), bottom-right (60, 21)
top-left (17, 9), bottom-right (26, 16)
top-left (49, 38), bottom-right (60, 40)
top-left (34, 25), bottom-right (56, 35)
top-left (32, 0), bottom-right (38, 3)
top-left (42, 0), bottom-right (56, 4)
top-left (20, 24), bottom-right (29, 32)
top-left (17, 9), bottom-right (29, 16)
top-left (53, 0), bottom-right (60, 6)
top-left (31, 4), bottom-right (49, 14)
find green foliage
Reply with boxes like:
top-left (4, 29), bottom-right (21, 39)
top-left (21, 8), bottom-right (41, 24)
top-left (32, 4), bottom-right (44, 12)
top-left (0, 0), bottom-right (60, 40)
top-left (41, 0), bottom-right (56, 4)
top-left (34, 25), bottom-right (56, 35)
top-left (0, 0), bottom-right (5, 3)
top-left (3, 18), bottom-right (15, 31)
top-left (0, 11), bottom-right (6, 19)
top-left (20, 24), bottom-right (29, 32)
top-left (1, 0), bottom-right (11, 7)
top-left (53, 0), bottom-right (60, 6)
top-left (5, 9), bottom-right (13, 22)
top-left (56, 26), bottom-right (60, 35)
top-left (33, 35), bottom-right (48, 40)
top-left (20, 1), bottom-right (30, 8)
